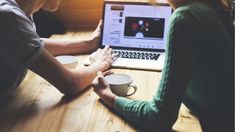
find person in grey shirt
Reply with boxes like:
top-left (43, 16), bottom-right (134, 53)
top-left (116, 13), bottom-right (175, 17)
top-left (0, 0), bottom-right (114, 101)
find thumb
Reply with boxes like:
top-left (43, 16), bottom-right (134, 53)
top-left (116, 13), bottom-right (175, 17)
top-left (97, 76), bottom-right (107, 87)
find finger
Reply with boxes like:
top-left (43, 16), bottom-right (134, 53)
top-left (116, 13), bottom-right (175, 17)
top-left (112, 53), bottom-right (119, 58)
top-left (98, 71), bottom-right (110, 86)
top-left (108, 48), bottom-right (112, 55)
top-left (95, 20), bottom-right (103, 31)
top-left (97, 49), bottom-right (102, 53)
top-left (89, 56), bottom-right (95, 63)
top-left (91, 81), bottom-right (99, 88)
top-left (103, 45), bottom-right (110, 52)
top-left (99, 19), bottom-right (103, 23)
top-left (91, 76), bottom-right (99, 87)
top-left (93, 49), bottom-right (101, 55)
top-left (91, 72), bottom-right (103, 88)
top-left (103, 70), bottom-right (114, 76)
top-left (112, 53), bottom-right (119, 61)
top-left (98, 76), bottom-right (107, 87)
top-left (98, 20), bottom-right (103, 27)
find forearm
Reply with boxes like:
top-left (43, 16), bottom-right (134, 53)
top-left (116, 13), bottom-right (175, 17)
top-left (29, 48), bottom-right (110, 95)
top-left (42, 38), bottom-right (96, 56)
top-left (114, 97), bottom-right (168, 131)
top-left (113, 91), bottom-right (183, 131)
top-left (29, 49), bottom-right (76, 94)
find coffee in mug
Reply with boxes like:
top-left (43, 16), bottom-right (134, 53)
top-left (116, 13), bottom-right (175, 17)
top-left (104, 74), bottom-right (137, 97)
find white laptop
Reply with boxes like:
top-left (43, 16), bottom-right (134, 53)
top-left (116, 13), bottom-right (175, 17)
top-left (84, 1), bottom-right (172, 71)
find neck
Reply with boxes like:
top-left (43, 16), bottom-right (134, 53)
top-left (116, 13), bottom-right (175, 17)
top-left (15, 0), bottom-right (40, 16)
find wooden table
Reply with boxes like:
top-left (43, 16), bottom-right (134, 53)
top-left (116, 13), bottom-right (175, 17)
top-left (0, 31), bottom-right (202, 132)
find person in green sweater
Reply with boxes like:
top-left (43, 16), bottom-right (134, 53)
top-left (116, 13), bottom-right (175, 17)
top-left (92, 0), bottom-right (234, 131)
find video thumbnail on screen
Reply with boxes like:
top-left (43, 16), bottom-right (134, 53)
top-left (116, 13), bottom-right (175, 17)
top-left (124, 17), bottom-right (165, 39)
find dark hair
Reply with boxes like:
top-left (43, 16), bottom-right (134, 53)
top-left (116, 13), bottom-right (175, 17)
top-left (203, 0), bottom-right (233, 39)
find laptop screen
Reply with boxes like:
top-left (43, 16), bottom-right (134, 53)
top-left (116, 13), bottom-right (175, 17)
top-left (101, 2), bottom-right (172, 51)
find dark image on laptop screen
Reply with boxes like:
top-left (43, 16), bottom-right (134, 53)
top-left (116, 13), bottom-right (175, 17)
top-left (124, 17), bottom-right (165, 40)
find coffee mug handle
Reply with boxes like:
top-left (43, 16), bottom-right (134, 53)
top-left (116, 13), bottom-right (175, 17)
top-left (126, 85), bottom-right (137, 96)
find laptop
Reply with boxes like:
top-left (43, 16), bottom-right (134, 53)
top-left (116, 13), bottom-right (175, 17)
top-left (84, 1), bottom-right (172, 71)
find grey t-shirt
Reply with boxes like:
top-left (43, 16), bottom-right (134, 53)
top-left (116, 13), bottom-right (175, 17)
top-left (0, 0), bottom-right (44, 101)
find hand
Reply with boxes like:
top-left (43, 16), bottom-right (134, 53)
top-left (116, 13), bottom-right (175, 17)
top-left (89, 45), bottom-right (114, 71)
top-left (86, 20), bottom-right (103, 52)
top-left (92, 71), bottom-right (117, 108)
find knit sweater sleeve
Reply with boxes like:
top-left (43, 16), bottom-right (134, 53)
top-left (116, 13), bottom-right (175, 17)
top-left (114, 9), bottom-right (195, 131)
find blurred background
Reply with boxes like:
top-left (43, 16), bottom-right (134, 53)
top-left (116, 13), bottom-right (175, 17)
top-left (34, 0), bottom-right (234, 38)
top-left (34, 0), bottom-right (104, 38)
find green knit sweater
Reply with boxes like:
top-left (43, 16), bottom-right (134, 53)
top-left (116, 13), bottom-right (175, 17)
top-left (114, 2), bottom-right (234, 131)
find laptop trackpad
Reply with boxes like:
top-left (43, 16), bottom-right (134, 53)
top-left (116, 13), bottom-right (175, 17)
top-left (112, 56), bottom-right (164, 71)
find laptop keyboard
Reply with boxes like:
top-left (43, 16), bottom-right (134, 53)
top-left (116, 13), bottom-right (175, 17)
top-left (113, 51), bottom-right (160, 60)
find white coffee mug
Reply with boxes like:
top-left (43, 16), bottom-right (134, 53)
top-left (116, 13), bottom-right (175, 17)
top-left (104, 74), bottom-right (137, 97)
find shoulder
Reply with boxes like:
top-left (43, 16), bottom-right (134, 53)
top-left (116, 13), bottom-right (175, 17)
top-left (0, 1), bottom-right (40, 44)
top-left (0, 0), bottom-right (32, 27)
top-left (168, 2), bottom-right (220, 33)
top-left (0, 1), bottom-right (37, 38)
top-left (171, 2), bottom-right (217, 23)
top-left (173, 2), bottom-right (214, 16)
top-left (0, 1), bottom-right (15, 20)
top-left (0, 0), bottom-right (18, 16)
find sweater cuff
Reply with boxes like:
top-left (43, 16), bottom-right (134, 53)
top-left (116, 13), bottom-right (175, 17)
top-left (114, 97), bottom-right (131, 111)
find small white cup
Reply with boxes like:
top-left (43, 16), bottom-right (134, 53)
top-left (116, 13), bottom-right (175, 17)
top-left (55, 55), bottom-right (78, 69)
top-left (104, 74), bottom-right (137, 97)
